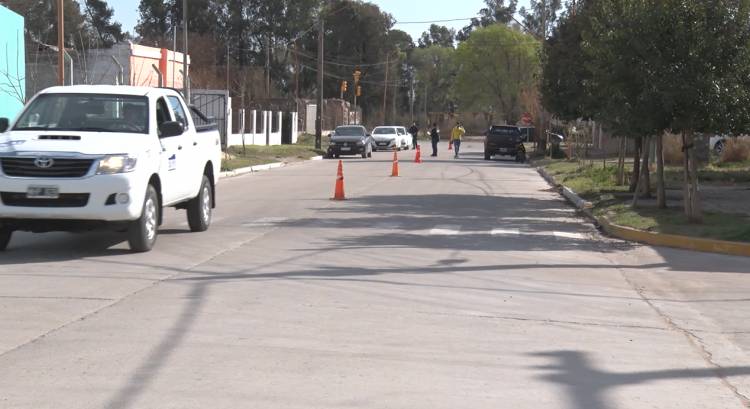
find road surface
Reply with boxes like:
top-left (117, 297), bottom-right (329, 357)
top-left (1, 141), bottom-right (749, 409)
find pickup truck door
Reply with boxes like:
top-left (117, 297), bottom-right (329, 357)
top-left (155, 97), bottom-right (188, 205)
top-left (167, 95), bottom-right (201, 199)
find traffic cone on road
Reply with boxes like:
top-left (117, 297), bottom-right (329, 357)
top-left (332, 160), bottom-right (346, 200)
top-left (414, 144), bottom-right (422, 164)
top-left (391, 151), bottom-right (400, 177)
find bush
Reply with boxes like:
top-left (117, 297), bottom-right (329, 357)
top-left (720, 137), bottom-right (750, 163)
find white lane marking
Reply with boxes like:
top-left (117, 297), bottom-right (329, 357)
top-left (491, 228), bottom-right (520, 236)
top-left (430, 225), bottom-right (461, 236)
top-left (374, 221), bottom-right (402, 230)
top-left (554, 231), bottom-right (588, 240)
top-left (242, 217), bottom-right (289, 227)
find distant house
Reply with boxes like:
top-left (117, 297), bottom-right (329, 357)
top-left (0, 5), bottom-right (25, 119)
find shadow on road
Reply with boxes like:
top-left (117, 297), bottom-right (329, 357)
top-left (532, 350), bottom-right (750, 409)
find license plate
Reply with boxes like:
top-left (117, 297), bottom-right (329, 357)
top-left (499, 148), bottom-right (508, 153)
top-left (341, 147), bottom-right (351, 151)
top-left (27, 186), bottom-right (59, 199)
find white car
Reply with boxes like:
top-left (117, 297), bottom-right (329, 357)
top-left (371, 126), bottom-right (408, 151)
top-left (0, 85), bottom-right (222, 252)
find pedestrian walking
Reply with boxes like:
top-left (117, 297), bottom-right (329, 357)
top-left (409, 122), bottom-right (419, 149)
top-left (451, 122), bottom-right (466, 159)
top-left (430, 123), bottom-right (440, 156)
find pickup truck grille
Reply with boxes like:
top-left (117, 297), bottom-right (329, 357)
top-left (0, 158), bottom-right (95, 178)
top-left (0, 192), bottom-right (90, 208)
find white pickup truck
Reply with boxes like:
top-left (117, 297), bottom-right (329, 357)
top-left (0, 85), bottom-right (222, 252)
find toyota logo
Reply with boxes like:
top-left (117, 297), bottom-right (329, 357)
top-left (34, 157), bottom-right (54, 168)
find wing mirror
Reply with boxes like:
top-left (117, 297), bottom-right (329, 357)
top-left (159, 121), bottom-right (184, 138)
top-left (0, 118), bottom-right (9, 133)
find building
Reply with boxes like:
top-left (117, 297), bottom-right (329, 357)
top-left (0, 5), bottom-right (25, 119)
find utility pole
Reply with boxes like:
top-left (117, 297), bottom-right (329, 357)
top-left (182, 0), bottom-right (190, 101)
top-left (409, 76), bottom-right (415, 123)
top-left (226, 43), bottom-right (230, 92)
top-left (353, 67), bottom-right (361, 124)
top-left (315, 15), bottom-right (324, 149)
top-left (423, 81), bottom-right (428, 126)
top-left (265, 36), bottom-right (271, 98)
top-left (57, 0), bottom-right (64, 86)
top-left (383, 53), bottom-right (389, 124)
top-left (294, 40), bottom-right (300, 100)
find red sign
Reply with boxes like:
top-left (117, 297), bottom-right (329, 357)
top-left (521, 112), bottom-right (533, 125)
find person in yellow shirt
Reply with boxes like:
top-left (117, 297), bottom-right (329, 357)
top-left (451, 122), bottom-right (466, 159)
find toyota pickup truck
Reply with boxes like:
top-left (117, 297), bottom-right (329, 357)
top-left (0, 85), bottom-right (222, 252)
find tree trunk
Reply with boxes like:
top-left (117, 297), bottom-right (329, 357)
top-left (632, 136), bottom-right (651, 208)
top-left (617, 136), bottom-right (626, 185)
top-left (640, 141), bottom-right (651, 199)
top-left (629, 136), bottom-right (642, 193)
top-left (656, 132), bottom-right (666, 209)
top-left (683, 130), bottom-right (703, 222)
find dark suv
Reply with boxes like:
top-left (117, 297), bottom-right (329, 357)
top-left (484, 125), bottom-right (523, 160)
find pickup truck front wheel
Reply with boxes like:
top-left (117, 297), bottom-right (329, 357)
top-left (0, 227), bottom-right (12, 251)
top-left (128, 184), bottom-right (160, 252)
top-left (187, 175), bottom-right (212, 232)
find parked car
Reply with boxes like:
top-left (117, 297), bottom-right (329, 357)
top-left (371, 126), bottom-right (408, 151)
top-left (327, 125), bottom-right (373, 159)
top-left (484, 125), bottom-right (524, 160)
top-left (710, 134), bottom-right (728, 155)
top-left (0, 85), bottom-right (222, 252)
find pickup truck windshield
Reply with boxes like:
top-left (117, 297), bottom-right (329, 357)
top-left (14, 94), bottom-right (149, 134)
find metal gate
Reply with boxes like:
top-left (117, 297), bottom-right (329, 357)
top-left (190, 90), bottom-right (229, 147)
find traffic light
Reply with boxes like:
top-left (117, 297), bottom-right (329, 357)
top-left (341, 81), bottom-right (348, 92)
top-left (356, 85), bottom-right (362, 97)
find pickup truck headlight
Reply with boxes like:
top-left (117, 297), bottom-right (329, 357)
top-left (97, 155), bottom-right (137, 175)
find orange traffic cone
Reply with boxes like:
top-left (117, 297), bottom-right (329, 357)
top-left (391, 151), bottom-right (400, 177)
top-left (332, 160), bottom-right (346, 200)
top-left (414, 144), bottom-right (422, 164)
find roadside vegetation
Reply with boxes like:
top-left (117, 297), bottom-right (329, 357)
top-left (537, 156), bottom-right (750, 242)
top-left (221, 134), bottom-right (325, 171)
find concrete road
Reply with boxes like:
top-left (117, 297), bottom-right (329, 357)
top-left (1, 141), bottom-right (749, 409)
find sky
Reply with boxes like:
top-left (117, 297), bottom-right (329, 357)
top-left (105, 0), bottom-right (532, 43)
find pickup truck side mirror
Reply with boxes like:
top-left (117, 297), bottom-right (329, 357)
top-left (0, 118), bottom-right (9, 133)
top-left (159, 121), bottom-right (184, 138)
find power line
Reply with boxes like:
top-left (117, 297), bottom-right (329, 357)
top-left (394, 17), bottom-right (477, 25)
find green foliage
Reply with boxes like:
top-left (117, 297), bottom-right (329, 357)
top-left (82, 0), bottom-right (124, 47)
top-left (4, 0), bottom-right (91, 48)
top-left (453, 24), bottom-right (540, 123)
top-left (409, 45), bottom-right (457, 114)
top-left (457, 0), bottom-right (519, 41)
top-left (519, 0), bottom-right (563, 39)
top-left (418, 25), bottom-right (455, 48)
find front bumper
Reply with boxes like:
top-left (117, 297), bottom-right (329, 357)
top-left (327, 145), bottom-right (366, 156)
top-left (0, 173), bottom-right (145, 222)
top-left (373, 139), bottom-right (398, 150)
top-left (486, 144), bottom-right (519, 155)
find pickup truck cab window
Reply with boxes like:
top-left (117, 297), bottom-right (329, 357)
top-left (14, 94), bottom-right (149, 134)
top-left (156, 97), bottom-right (173, 137)
top-left (167, 96), bottom-right (190, 130)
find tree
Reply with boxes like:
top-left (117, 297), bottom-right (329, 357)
top-left (410, 45), bottom-right (457, 119)
top-left (519, 0), bottom-right (562, 39)
top-left (2, 0), bottom-right (91, 47)
top-left (457, 0), bottom-right (518, 41)
top-left (454, 24), bottom-right (539, 124)
top-left (586, 0), bottom-right (750, 221)
top-left (418, 25), bottom-right (455, 48)
top-left (82, 0), bottom-right (124, 47)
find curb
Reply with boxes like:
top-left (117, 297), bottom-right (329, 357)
top-left (536, 165), bottom-right (750, 257)
top-left (599, 216), bottom-right (750, 257)
top-left (220, 156), bottom-right (324, 179)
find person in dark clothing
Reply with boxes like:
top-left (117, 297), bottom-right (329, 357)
top-left (408, 122), bottom-right (419, 149)
top-left (430, 123), bottom-right (440, 157)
